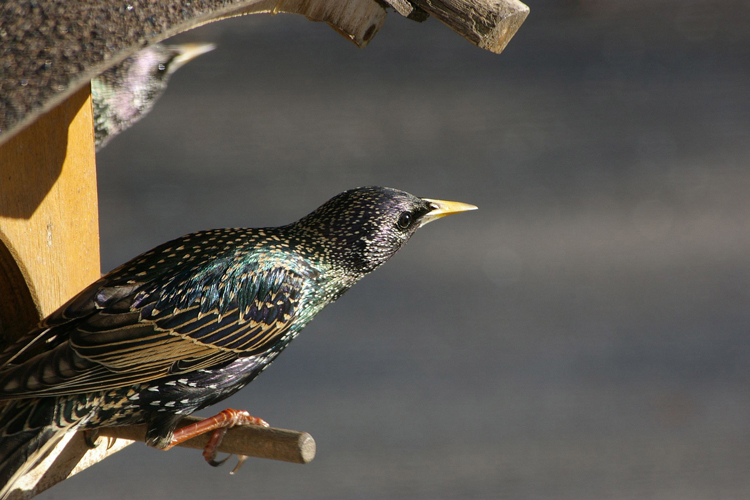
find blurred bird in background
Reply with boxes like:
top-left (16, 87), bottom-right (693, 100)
top-left (0, 187), bottom-right (476, 499)
top-left (92, 43), bottom-right (216, 151)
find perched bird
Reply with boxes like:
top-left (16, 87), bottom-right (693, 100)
top-left (0, 187), bottom-right (475, 497)
top-left (92, 42), bottom-right (216, 151)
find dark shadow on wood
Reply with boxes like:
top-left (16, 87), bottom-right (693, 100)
top-left (0, 237), bottom-right (40, 351)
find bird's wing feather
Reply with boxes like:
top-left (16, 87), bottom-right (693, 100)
top-left (0, 253), bottom-right (315, 398)
top-left (0, 277), bottom-right (145, 370)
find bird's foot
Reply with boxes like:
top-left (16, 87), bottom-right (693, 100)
top-left (202, 427), bottom-right (249, 474)
top-left (83, 429), bottom-right (100, 448)
top-left (166, 409), bottom-right (269, 473)
top-left (203, 427), bottom-right (231, 466)
top-left (83, 429), bottom-right (119, 450)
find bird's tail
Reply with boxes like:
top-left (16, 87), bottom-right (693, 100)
top-left (0, 400), bottom-right (73, 500)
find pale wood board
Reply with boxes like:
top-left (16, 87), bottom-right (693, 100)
top-left (0, 85), bottom-right (124, 500)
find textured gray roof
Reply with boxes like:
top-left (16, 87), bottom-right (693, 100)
top-left (0, 0), bottom-right (528, 147)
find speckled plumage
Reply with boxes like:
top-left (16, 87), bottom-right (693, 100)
top-left (0, 187), bottom-right (475, 497)
top-left (92, 43), bottom-right (215, 151)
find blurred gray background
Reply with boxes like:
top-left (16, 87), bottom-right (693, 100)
top-left (44, 1), bottom-right (750, 499)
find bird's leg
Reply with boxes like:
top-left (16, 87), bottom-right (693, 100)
top-left (166, 409), bottom-right (269, 449)
top-left (164, 409), bottom-right (268, 471)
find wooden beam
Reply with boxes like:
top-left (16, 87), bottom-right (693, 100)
top-left (269, 0), bottom-right (387, 47)
top-left (0, 85), bottom-right (100, 342)
top-left (412, 0), bottom-right (530, 54)
top-left (7, 433), bottom-right (134, 500)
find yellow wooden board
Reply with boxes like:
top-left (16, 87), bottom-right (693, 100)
top-left (0, 85), bottom-right (100, 336)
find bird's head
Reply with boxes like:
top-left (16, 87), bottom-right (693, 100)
top-left (292, 187), bottom-right (476, 276)
top-left (92, 43), bottom-right (215, 150)
top-left (99, 43), bottom-right (216, 121)
top-left (128, 43), bottom-right (216, 90)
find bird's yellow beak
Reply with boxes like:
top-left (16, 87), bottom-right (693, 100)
top-left (170, 43), bottom-right (217, 73)
top-left (419, 198), bottom-right (478, 227)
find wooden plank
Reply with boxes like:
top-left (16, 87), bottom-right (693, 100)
top-left (382, 0), bottom-right (415, 17)
top-left (0, 84), bottom-right (100, 328)
top-left (269, 0), bottom-right (387, 47)
top-left (412, 0), bottom-right (530, 54)
top-left (7, 433), bottom-right (134, 500)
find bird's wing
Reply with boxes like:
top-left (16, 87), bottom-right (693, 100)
top-left (0, 254), bottom-right (316, 398)
top-left (0, 277), bottom-right (129, 369)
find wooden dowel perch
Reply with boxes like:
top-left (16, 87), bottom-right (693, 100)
top-left (8, 421), bottom-right (315, 500)
top-left (99, 418), bottom-right (317, 465)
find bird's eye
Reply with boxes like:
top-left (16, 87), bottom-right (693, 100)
top-left (397, 212), bottom-right (413, 230)
top-left (157, 63), bottom-right (167, 72)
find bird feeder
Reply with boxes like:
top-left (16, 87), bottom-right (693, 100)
top-left (0, 0), bottom-right (528, 498)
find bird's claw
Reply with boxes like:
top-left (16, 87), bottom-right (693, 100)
top-left (83, 429), bottom-right (100, 448)
top-left (167, 409), bottom-right (266, 473)
top-left (207, 453), bottom-right (248, 474)
top-left (83, 430), bottom-right (118, 450)
top-left (230, 455), bottom-right (248, 475)
top-left (201, 426), bottom-right (251, 474)
top-left (207, 453), bottom-right (231, 467)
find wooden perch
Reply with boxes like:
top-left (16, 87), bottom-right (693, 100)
top-left (99, 417), bottom-right (316, 465)
top-left (8, 420), bottom-right (315, 500)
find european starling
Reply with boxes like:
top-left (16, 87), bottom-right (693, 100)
top-left (92, 43), bottom-right (216, 151)
top-left (0, 187), bottom-right (475, 497)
